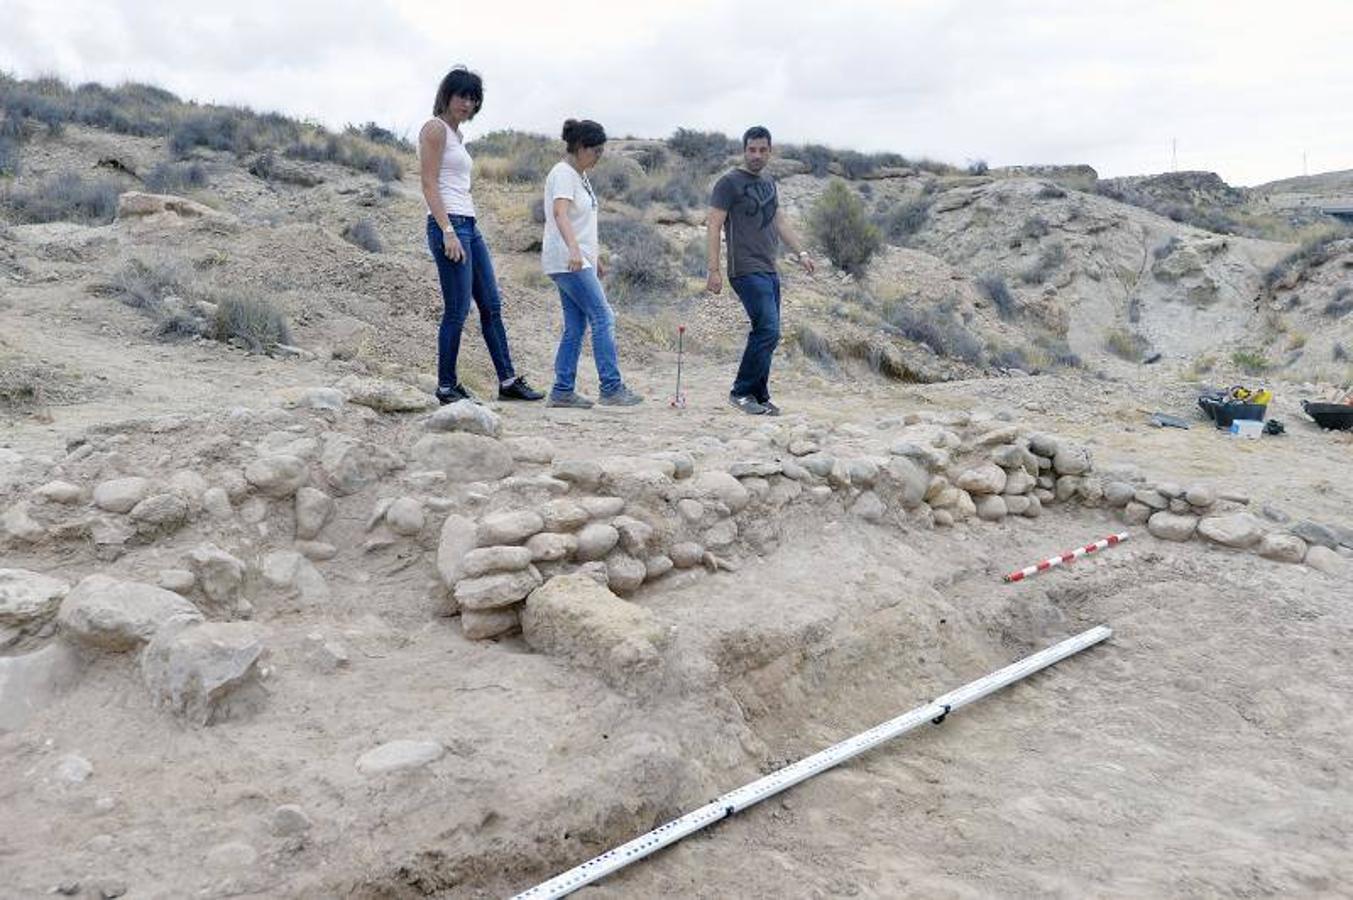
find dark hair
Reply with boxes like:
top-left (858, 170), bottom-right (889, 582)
top-left (562, 119), bottom-right (607, 153)
top-left (433, 67), bottom-right (483, 118)
top-left (743, 126), bottom-right (772, 148)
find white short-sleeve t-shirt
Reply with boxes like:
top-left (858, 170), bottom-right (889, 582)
top-left (542, 161), bottom-right (599, 274)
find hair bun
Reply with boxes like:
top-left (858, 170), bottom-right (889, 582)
top-left (561, 119), bottom-right (580, 141)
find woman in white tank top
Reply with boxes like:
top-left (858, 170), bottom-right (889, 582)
top-left (418, 66), bottom-right (542, 405)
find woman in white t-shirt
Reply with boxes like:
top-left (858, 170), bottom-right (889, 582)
top-left (540, 119), bottom-right (641, 408)
top-left (419, 66), bottom-right (542, 405)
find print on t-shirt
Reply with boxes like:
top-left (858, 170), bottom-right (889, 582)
top-left (736, 179), bottom-right (778, 228)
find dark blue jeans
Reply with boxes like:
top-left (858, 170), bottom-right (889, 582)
top-left (730, 271), bottom-right (781, 402)
top-left (426, 215), bottom-right (515, 389)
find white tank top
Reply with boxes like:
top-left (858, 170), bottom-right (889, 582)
top-left (424, 119), bottom-right (475, 218)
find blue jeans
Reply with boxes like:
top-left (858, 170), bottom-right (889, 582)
top-left (730, 272), bottom-right (781, 402)
top-left (548, 268), bottom-right (622, 395)
top-left (426, 215), bottom-right (516, 389)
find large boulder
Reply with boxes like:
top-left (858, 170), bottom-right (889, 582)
top-left (882, 457), bottom-right (928, 508)
top-left (521, 574), bottom-right (671, 694)
top-left (423, 400), bottom-right (502, 438)
top-left (140, 617), bottom-right (266, 725)
top-left (59, 575), bottom-right (202, 652)
top-left (0, 569), bottom-right (70, 628)
top-left (410, 434), bottom-right (514, 483)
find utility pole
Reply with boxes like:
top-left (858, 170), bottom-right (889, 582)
top-left (1171, 138), bottom-right (1177, 173)
top-left (1303, 151), bottom-right (1308, 176)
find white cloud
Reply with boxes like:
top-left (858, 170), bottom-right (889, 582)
top-left (3, 0), bottom-right (1350, 184)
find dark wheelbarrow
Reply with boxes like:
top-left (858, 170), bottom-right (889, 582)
top-left (1302, 400), bottom-right (1353, 431)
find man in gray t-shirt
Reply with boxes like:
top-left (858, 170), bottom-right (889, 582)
top-left (706, 126), bottom-right (814, 416)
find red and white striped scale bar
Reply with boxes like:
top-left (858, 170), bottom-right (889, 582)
top-left (1003, 532), bottom-right (1130, 583)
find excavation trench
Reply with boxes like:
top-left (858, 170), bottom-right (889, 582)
top-left (351, 506), bottom-right (1147, 899)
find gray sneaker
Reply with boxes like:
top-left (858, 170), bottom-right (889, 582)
top-left (598, 385), bottom-right (643, 406)
top-left (761, 399), bottom-right (782, 417)
top-left (729, 394), bottom-right (767, 415)
top-left (546, 390), bottom-right (594, 409)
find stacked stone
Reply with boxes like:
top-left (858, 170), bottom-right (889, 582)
top-left (1101, 474), bottom-right (1350, 571)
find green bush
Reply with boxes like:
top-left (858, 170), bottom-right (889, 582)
top-left (810, 180), bottom-right (882, 275)
top-left (1230, 348), bottom-right (1272, 374)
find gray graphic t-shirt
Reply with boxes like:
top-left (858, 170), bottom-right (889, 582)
top-left (710, 168), bottom-right (779, 278)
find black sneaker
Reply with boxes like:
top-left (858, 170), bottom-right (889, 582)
top-left (435, 383), bottom-right (475, 405)
top-left (729, 395), bottom-right (767, 415)
top-left (499, 376), bottom-right (544, 401)
top-left (761, 399), bottom-right (782, 417)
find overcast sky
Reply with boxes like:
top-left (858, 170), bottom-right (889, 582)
top-left (4, 0), bottom-right (1350, 186)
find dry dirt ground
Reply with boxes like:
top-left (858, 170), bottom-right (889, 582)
top-left (2, 126), bottom-right (1352, 900)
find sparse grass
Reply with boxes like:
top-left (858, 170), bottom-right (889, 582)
top-left (1322, 286), bottom-right (1352, 317)
top-left (590, 155), bottom-right (641, 199)
top-left (209, 293), bottom-right (292, 352)
top-left (1, 171), bottom-right (121, 224)
top-left (795, 324), bottom-right (837, 369)
top-left (966, 160), bottom-right (989, 176)
top-left (1104, 326), bottom-right (1148, 361)
top-left (624, 168), bottom-right (705, 210)
top-left (0, 75), bottom-right (405, 181)
top-left (143, 160), bottom-right (207, 193)
top-left (1264, 227), bottom-right (1351, 289)
top-left (629, 144), bottom-right (668, 174)
top-left (976, 273), bottom-right (1018, 319)
top-left (113, 255), bottom-right (192, 313)
top-left (0, 132), bottom-right (19, 177)
top-left (1288, 332), bottom-right (1308, 351)
top-left (1188, 354), bottom-right (1217, 378)
top-left (468, 130), bottom-right (555, 183)
top-left (1230, 348), bottom-right (1273, 375)
top-left (1036, 182), bottom-right (1066, 199)
top-left (681, 236), bottom-right (706, 277)
top-left (598, 219), bottom-right (678, 303)
top-left (1020, 214), bottom-right (1050, 240)
top-left (342, 218), bottom-right (382, 253)
top-left (810, 179), bottom-right (882, 276)
top-left (881, 296), bottom-right (985, 365)
top-left (1152, 236), bottom-right (1182, 260)
top-left (1020, 242), bottom-right (1066, 285)
top-left (0, 356), bottom-right (50, 412)
top-left (529, 198), bottom-right (546, 225)
top-left (1033, 334), bottom-right (1082, 369)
